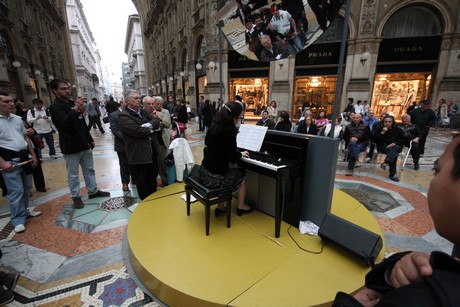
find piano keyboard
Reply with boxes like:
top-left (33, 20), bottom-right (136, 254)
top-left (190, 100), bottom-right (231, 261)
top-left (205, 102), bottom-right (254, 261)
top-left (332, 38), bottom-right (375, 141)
top-left (240, 156), bottom-right (287, 171)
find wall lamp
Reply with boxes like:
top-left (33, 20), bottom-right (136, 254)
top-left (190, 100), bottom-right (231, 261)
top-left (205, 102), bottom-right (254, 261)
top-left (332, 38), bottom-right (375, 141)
top-left (195, 63), bottom-right (202, 70)
top-left (12, 60), bottom-right (21, 68)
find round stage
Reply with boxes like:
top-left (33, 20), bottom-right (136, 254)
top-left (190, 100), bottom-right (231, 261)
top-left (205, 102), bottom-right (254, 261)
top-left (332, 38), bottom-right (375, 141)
top-left (127, 183), bottom-right (384, 306)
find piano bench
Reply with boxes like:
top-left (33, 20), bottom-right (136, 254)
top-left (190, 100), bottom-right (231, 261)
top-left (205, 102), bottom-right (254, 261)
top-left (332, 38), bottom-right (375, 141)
top-left (184, 176), bottom-right (233, 236)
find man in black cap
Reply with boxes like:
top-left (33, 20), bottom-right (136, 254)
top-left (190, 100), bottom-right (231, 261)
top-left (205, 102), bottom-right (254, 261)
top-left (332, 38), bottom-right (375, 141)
top-left (409, 100), bottom-right (436, 155)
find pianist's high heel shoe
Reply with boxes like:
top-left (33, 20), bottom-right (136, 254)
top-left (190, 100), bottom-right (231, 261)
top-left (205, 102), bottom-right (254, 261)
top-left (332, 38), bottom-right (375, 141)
top-left (237, 207), bottom-right (253, 216)
top-left (215, 207), bottom-right (226, 217)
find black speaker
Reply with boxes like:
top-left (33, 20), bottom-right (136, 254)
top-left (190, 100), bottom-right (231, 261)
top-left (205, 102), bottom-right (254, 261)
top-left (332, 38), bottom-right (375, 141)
top-left (319, 213), bottom-right (383, 266)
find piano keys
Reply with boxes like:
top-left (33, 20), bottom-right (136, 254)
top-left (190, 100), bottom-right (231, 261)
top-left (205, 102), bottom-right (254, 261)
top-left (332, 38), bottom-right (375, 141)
top-left (238, 130), bottom-right (309, 237)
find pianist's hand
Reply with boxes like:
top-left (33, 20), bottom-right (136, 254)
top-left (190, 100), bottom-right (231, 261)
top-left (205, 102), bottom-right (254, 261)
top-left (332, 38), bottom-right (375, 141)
top-left (241, 151), bottom-right (250, 158)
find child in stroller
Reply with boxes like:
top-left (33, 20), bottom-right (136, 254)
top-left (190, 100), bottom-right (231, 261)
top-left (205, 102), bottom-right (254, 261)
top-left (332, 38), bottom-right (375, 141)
top-left (171, 120), bottom-right (187, 140)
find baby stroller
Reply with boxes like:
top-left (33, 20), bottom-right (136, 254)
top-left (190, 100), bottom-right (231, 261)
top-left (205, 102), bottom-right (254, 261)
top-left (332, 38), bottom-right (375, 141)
top-left (171, 120), bottom-right (187, 140)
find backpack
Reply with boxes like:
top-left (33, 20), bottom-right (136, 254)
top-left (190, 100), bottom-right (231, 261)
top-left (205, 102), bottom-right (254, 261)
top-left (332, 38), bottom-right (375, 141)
top-left (30, 108), bottom-right (50, 118)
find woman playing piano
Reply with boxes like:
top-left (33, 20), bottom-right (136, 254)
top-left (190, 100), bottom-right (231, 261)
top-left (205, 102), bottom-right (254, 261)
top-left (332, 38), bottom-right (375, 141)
top-left (199, 102), bottom-right (253, 217)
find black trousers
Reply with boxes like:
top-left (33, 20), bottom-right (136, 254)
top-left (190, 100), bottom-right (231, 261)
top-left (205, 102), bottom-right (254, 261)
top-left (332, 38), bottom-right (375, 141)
top-left (87, 116), bottom-right (105, 133)
top-left (130, 159), bottom-right (158, 200)
top-left (116, 151), bottom-right (131, 184)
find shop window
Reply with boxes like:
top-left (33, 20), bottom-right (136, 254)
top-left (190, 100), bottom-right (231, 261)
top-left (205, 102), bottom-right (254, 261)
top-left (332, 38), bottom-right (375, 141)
top-left (371, 73), bottom-right (431, 120)
top-left (230, 78), bottom-right (269, 116)
top-left (382, 6), bottom-right (442, 38)
top-left (293, 76), bottom-right (337, 120)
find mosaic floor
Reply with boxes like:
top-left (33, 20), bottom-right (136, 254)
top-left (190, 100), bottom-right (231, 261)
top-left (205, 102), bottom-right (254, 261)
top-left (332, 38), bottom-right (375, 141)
top-left (0, 119), bottom-right (454, 306)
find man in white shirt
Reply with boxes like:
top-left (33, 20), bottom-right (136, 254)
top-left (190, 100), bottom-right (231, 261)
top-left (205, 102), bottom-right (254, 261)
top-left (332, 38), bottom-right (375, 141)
top-left (27, 98), bottom-right (57, 158)
top-left (268, 4), bottom-right (303, 53)
top-left (0, 91), bottom-right (40, 233)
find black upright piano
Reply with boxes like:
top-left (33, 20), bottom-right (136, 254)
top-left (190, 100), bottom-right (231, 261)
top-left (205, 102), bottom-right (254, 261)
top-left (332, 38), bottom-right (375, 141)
top-left (238, 130), bottom-right (309, 237)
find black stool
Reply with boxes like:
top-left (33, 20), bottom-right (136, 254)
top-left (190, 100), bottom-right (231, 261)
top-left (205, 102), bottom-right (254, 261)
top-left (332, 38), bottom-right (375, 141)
top-left (185, 175), bottom-right (233, 235)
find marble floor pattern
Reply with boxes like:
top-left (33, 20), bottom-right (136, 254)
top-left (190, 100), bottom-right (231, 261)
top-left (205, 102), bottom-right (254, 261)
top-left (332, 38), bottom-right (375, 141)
top-left (0, 119), bottom-right (454, 306)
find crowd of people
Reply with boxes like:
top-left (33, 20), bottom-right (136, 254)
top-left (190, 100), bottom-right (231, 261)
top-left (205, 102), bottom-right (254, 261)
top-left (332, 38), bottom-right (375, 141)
top-left (254, 96), bottom-right (458, 181)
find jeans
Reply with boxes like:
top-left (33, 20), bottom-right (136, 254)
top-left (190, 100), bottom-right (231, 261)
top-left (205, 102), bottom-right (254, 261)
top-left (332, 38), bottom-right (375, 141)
top-left (381, 145), bottom-right (402, 176)
top-left (2, 166), bottom-right (33, 226)
top-left (347, 141), bottom-right (368, 170)
top-left (64, 149), bottom-right (98, 198)
top-left (37, 131), bottom-right (56, 156)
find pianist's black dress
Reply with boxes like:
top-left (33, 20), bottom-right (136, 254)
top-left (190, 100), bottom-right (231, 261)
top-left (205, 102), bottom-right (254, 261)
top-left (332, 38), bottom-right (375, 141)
top-left (200, 127), bottom-right (245, 192)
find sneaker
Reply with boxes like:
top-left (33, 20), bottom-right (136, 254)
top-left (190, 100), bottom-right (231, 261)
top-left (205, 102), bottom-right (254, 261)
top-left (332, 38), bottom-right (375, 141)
top-left (0, 287), bottom-right (14, 305)
top-left (365, 157), bottom-right (372, 163)
top-left (73, 197), bottom-right (84, 209)
top-left (28, 211), bottom-right (42, 217)
top-left (50, 155), bottom-right (57, 159)
top-left (380, 162), bottom-right (388, 170)
top-left (414, 164), bottom-right (420, 170)
top-left (345, 169), bottom-right (353, 176)
top-left (88, 190), bottom-right (110, 199)
top-left (14, 224), bottom-right (25, 233)
top-left (354, 161), bottom-right (361, 168)
top-left (389, 176), bottom-right (400, 182)
top-left (0, 272), bottom-right (20, 290)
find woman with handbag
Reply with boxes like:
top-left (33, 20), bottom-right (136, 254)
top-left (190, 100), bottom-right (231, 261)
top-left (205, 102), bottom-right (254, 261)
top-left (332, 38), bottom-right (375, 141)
top-left (23, 120), bottom-right (47, 193)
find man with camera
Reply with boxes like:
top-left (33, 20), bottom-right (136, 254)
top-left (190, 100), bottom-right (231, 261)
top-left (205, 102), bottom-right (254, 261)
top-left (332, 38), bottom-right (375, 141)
top-left (49, 79), bottom-right (109, 209)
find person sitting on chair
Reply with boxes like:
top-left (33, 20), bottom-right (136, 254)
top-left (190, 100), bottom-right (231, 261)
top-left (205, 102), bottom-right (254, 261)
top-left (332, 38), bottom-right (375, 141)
top-left (373, 115), bottom-right (405, 182)
top-left (397, 114), bottom-right (422, 170)
top-left (256, 110), bottom-right (275, 129)
top-left (199, 102), bottom-right (253, 217)
top-left (343, 113), bottom-right (371, 176)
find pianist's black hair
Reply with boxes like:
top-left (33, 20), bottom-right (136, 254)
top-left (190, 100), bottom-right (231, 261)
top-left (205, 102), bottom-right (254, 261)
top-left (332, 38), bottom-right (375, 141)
top-left (208, 102), bottom-right (243, 135)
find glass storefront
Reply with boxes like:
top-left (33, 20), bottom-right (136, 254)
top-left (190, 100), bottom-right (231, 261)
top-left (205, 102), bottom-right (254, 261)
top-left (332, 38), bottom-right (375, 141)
top-left (293, 76), bottom-right (337, 120)
top-left (230, 77), bottom-right (269, 116)
top-left (371, 73), bottom-right (431, 120)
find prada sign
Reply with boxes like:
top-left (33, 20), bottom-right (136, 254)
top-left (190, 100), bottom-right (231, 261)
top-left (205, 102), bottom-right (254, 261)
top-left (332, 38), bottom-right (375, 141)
top-left (378, 36), bottom-right (441, 62)
top-left (295, 42), bottom-right (341, 66)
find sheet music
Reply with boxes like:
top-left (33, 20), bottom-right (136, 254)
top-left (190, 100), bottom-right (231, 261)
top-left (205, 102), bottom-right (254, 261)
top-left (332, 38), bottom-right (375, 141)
top-left (237, 124), bottom-right (268, 152)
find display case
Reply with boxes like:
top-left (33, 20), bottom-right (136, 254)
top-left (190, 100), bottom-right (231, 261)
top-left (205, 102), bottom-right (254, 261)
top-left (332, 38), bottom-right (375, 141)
top-left (293, 76), bottom-right (337, 119)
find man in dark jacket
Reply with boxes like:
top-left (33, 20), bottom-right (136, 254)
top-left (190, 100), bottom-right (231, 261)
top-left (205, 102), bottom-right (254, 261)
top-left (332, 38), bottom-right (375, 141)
top-left (259, 34), bottom-right (289, 61)
top-left (49, 80), bottom-right (110, 209)
top-left (109, 98), bottom-right (132, 192)
top-left (410, 99), bottom-right (436, 155)
top-left (373, 115), bottom-right (405, 182)
top-left (343, 113), bottom-right (371, 176)
top-left (118, 91), bottom-right (161, 200)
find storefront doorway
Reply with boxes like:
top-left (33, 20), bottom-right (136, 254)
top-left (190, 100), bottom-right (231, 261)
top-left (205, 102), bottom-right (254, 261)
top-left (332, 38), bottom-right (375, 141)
top-left (372, 73), bottom-right (431, 120)
top-left (230, 77), bottom-right (269, 117)
top-left (293, 76), bottom-right (337, 120)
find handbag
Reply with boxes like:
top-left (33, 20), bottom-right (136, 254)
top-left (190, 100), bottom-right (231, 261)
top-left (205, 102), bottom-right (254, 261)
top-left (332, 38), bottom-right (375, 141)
top-left (102, 115), bottom-right (109, 124)
top-left (164, 151), bottom-right (175, 166)
top-left (31, 135), bottom-right (45, 149)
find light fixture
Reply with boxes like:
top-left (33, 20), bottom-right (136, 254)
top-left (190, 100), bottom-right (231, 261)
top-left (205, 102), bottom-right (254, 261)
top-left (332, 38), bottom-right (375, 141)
top-left (156, 83), bottom-right (160, 87)
top-left (195, 63), bottom-right (202, 70)
top-left (180, 71), bottom-right (185, 77)
top-left (310, 78), bottom-right (321, 87)
top-left (360, 51), bottom-right (370, 66)
top-left (169, 76), bottom-right (174, 82)
top-left (48, 75), bottom-right (54, 80)
top-left (12, 60), bottom-right (21, 68)
top-left (161, 79), bottom-right (166, 85)
top-left (34, 69), bottom-right (41, 76)
top-left (208, 61), bottom-right (217, 72)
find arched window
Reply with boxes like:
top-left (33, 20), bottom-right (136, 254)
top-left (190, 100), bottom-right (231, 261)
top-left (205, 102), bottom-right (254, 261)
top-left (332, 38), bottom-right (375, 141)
top-left (0, 31), bottom-right (15, 69)
top-left (316, 16), bottom-right (347, 43)
top-left (382, 6), bottom-right (443, 38)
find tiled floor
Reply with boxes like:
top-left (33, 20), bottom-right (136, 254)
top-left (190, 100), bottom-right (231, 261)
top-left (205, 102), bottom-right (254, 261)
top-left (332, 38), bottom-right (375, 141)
top-left (0, 118), bottom-right (453, 306)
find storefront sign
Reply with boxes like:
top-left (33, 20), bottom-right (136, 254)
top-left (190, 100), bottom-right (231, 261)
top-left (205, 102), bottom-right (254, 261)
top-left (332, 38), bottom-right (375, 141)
top-left (295, 42), bottom-right (342, 66)
top-left (228, 50), bottom-right (270, 69)
top-left (378, 36), bottom-right (441, 62)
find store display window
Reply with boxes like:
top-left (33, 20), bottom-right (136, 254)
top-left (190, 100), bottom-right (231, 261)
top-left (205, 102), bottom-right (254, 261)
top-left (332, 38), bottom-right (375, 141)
top-left (371, 73), bottom-right (431, 120)
top-left (230, 78), bottom-right (269, 116)
top-left (293, 76), bottom-right (337, 120)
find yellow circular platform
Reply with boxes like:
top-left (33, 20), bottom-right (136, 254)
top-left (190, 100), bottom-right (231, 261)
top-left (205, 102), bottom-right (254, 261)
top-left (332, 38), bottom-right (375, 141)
top-left (127, 183), bottom-right (384, 307)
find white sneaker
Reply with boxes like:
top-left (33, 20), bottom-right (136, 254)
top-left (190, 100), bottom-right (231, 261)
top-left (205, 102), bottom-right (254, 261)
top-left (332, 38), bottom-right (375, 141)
top-left (14, 224), bottom-right (25, 233)
top-left (50, 155), bottom-right (57, 159)
top-left (28, 211), bottom-right (42, 217)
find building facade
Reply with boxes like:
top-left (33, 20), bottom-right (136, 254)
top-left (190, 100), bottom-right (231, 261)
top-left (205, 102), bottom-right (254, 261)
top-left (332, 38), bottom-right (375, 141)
top-left (66, 0), bottom-right (106, 101)
top-left (0, 0), bottom-right (75, 106)
top-left (135, 0), bottom-right (460, 120)
top-left (124, 14), bottom-right (147, 96)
